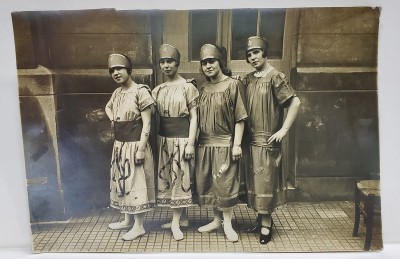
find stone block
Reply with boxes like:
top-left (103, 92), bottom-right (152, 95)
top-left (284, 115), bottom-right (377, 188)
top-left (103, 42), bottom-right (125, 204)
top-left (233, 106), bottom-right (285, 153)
top-left (296, 91), bottom-right (379, 178)
top-left (18, 67), bottom-right (55, 96)
top-left (294, 177), bottom-right (355, 201)
top-left (11, 12), bottom-right (37, 68)
top-left (48, 34), bottom-right (152, 68)
top-left (20, 96), bottom-right (59, 191)
top-left (299, 7), bottom-right (380, 34)
top-left (53, 70), bottom-right (153, 94)
top-left (291, 70), bottom-right (377, 91)
top-left (45, 9), bottom-right (151, 34)
top-left (297, 34), bottom-right (378, 66)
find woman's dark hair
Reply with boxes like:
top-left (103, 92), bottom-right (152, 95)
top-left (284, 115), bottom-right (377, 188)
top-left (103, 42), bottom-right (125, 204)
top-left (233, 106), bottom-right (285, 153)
top-left (123, 54), bottom-right (133, 74)
top-left (199, 45), bottom-right (232, 81)
top-left (109, 65), bottom-right (132, 75)
top-left (159, 58), bottom-right (180, 68)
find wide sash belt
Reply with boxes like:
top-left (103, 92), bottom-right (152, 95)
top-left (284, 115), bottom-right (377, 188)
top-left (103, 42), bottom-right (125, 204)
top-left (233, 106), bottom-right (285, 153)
top-left (114, 120), bottom-right (142, 142)
top-left (250, 131), bottom-right (280, 148)
top-left (159, 116), bottom-right (190, 138)
top-left (198, 134), bottom-right (232, 147)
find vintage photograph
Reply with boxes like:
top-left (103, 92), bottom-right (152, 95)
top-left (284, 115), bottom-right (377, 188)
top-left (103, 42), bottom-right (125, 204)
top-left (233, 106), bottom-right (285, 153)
top-left (12, 6), bottom-right (381, 253)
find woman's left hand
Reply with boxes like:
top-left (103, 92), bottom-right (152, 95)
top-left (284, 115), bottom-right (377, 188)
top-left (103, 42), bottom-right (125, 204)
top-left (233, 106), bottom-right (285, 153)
top-left (232, 145), bottom-right (242, 161)
top-left (267, 128), bottom-right (288, 144)
top-left (135, 150), bottom-right (145, 165)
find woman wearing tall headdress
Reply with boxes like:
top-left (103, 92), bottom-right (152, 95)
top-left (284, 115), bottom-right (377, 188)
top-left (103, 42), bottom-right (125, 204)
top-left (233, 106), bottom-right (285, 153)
top-left (196, 44), bottom-right (247, 242)
top-left (105, 53), bottom-right (156, 241)
top-left (152, 44), bottom-right (199, 241)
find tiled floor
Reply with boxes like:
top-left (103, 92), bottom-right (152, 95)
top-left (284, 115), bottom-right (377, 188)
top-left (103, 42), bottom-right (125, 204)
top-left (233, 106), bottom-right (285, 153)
top-left (31, 201), bottom-right (382, 253)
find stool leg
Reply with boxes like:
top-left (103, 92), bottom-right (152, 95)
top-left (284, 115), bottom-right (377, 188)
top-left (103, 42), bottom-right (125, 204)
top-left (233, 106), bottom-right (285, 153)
top-left (353, 188), bottom-right (361, 237)
top-left (364, 196), bottom-right (375, 251)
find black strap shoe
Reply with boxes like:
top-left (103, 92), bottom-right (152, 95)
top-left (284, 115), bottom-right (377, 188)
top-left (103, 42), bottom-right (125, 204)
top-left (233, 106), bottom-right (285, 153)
top-left (260, 218), bottom-right (273, 245)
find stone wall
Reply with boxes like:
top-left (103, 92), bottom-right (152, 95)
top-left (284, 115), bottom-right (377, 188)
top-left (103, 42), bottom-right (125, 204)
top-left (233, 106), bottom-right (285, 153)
top-left (291, 7), bottom-right (380, 200)
top-left (13, 9), bottom-right (155, 222)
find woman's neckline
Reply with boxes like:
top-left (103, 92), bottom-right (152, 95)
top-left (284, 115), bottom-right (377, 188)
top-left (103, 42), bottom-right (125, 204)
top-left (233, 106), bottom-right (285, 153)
top-left (209, 75), bottom-right (229, 84)
top-left (253, 64), bottom-right (274, 78)
top-left (203, 77), bottom-right (232, 93)
top-left (163, 76), bottom-right (186, 87)
top-left (120, 83), bottom-right (139, 93)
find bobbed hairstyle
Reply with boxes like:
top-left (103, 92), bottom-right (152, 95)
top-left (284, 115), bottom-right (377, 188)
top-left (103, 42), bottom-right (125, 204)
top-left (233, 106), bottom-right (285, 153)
top-left (245, 36), bottom-right (269, 63)
top-left (199, 44), bottom-right (232, 81)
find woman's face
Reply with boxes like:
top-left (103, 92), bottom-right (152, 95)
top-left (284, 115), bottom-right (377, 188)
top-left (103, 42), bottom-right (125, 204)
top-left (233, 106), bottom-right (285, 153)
top-left (110, 67), bottom-right (130, 84)
top-left (246, 48), bottom-right (267, 71)
top-left (201, 58), bottom-right (221, 79)
top-left (159, 58), bottom-right (178, 77)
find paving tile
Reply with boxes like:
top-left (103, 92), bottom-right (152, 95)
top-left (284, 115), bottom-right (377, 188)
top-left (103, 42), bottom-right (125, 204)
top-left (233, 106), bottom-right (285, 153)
top-left (31, 201), bottom-right (382, 253)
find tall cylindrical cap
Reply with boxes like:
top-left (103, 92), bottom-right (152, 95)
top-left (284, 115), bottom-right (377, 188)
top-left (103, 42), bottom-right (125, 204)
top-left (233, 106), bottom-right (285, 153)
top-left (159, 44), bottom-right (180, 62)
top-left (200, 44), bottom-right (222, 61)
top-left (107, 53), bottom-right (132, 70)
top-left (246, 36), bottom-right (268, 52)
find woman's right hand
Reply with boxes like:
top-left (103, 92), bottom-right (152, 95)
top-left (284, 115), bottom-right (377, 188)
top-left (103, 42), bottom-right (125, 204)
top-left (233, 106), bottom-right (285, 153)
top-left (135, 149), bottom-right (145, 165)
top-left (232, 145), bottom-right (242, 161)
top-left (184, 144), bottom-right (195, 160)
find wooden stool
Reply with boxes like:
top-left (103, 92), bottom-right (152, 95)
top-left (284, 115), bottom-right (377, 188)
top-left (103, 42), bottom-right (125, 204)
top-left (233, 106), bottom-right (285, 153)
top-left (352, 180), bottom-right (380, 251)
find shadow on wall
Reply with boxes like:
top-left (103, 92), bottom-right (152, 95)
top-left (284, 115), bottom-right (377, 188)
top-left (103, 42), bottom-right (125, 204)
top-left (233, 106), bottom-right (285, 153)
top-left (57, 93), bottom-right (113, 217)
top-left (20, 92), bottom-right (63, 222)
top-left (56, 73), bottom-right (155, 218)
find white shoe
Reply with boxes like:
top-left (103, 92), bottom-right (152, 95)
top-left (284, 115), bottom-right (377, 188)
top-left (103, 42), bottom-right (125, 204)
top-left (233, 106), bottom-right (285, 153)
top-left (108, 221), bottom-right (133, 230)
top-left (161, 220), bottom-right (189, 229)
top-left (121, 227), bottom-right (146, 241)
top-left (198, 220), bottom-right (222, 233)
top-left (171, 226), bottom-right (184, 241)
top-left (223, 224), bottom-right (239, 243)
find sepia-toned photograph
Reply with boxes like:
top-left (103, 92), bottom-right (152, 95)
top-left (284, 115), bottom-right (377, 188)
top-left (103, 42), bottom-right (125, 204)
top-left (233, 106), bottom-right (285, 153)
top-left (12, 6), bottom-right (382, 254)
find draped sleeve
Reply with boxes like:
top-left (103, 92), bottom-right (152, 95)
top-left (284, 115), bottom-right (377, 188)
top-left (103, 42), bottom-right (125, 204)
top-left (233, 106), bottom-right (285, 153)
top-left (229, 79), bottom-right (248, 123)
top-left (137, 84), bottom-right (155, 112)
top-left (272, 72), bottom-right (296, 108)
top-left (185, 82), bottom-right (199, 110)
